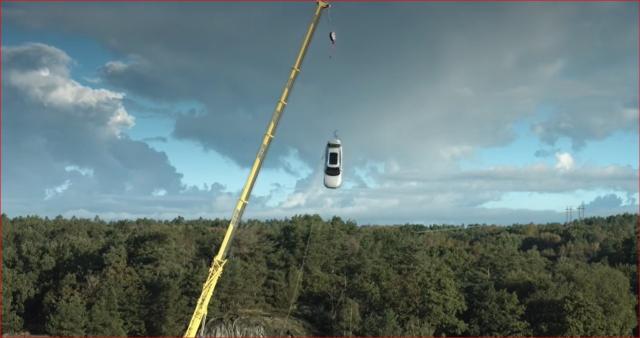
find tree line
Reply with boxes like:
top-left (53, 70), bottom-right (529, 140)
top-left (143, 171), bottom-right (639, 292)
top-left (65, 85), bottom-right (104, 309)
top-left (3, 213), bottom-right (638, 336)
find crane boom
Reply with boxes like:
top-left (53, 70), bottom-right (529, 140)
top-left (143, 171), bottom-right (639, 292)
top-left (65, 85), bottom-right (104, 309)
top-left (184, 2), bottom-right (330, 337)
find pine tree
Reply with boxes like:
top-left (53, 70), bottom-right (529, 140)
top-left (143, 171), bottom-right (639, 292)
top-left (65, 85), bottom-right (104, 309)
top-left (45, 275), bottom-right (87, 335)
top-left (87, 284), bottom-right (126, 335)
top-left (464, 280), bottom-right (530, 335)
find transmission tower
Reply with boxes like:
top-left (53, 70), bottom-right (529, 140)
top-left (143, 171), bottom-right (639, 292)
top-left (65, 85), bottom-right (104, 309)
top-left (577, 202), bottom-right (585, 220)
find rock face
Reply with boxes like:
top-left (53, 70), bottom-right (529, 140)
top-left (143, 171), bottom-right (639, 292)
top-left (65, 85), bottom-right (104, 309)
top-left (201, 314), bottom-right (313, 337)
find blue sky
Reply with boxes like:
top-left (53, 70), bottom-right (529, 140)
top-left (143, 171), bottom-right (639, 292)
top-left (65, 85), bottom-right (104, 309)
top-left (2, 2), bottom-right (638, 224)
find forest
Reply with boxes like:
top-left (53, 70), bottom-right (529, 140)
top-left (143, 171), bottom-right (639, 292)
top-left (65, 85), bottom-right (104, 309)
top-left (2, 213), bottom-right (638, 336)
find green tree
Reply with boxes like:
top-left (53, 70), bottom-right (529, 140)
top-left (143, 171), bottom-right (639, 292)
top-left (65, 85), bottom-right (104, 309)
top-left (557, 261), bottom-right (637, 335)
top-left (377, 309), bottom-right (401, 335)
top-left (463, 279), bottom-right (530, 335)
top-left (2, 267), bottom-right (24, 333)
top-left (44, 275), bottom-right (87, 335)
top-left (87, 283), bottom-right (126, 335)
top-left (563, 291), bottom-right (606, 335)
top-left (336, 297), bottom-right (361, 336)
top-left (3, 214), bottom-right (637, 336)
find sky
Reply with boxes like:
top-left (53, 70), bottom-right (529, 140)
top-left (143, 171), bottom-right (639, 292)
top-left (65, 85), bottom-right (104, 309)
top-left (2, 1), bottom-right (638, 225)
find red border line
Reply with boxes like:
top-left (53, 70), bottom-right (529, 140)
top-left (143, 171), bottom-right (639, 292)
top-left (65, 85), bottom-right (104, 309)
top-left (1, 0), bottom-right (638, 2)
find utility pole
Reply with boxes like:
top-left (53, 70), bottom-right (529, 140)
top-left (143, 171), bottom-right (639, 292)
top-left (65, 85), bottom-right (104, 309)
top-left (578, 203), bottom-right (585, 220)
top-left (565, 206), bottom-right (575, 224)
top-left (568, 207), bottom-right (573, 223)
top-left (183, 2), bottom-right (330, 337)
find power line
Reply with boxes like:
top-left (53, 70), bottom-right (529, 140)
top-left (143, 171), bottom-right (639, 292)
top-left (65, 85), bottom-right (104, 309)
top-left (565, 203), bottom-right (586, 224)
top-left (578, 202), bottom-right (585, 220)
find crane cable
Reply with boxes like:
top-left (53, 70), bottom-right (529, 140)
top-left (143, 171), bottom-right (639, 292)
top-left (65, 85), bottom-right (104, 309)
top-left (282, 222), bottom-right (315, 335)
top-left (281, 142), bottom-right (334, 334)
top-left (196, 156), bottom-right (326, 337)
top-left (327, 5), bottom-right (336, 58)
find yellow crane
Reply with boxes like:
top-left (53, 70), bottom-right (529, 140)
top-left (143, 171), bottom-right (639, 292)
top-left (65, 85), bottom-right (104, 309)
top-left (184, 2), bottom-right (331, 337)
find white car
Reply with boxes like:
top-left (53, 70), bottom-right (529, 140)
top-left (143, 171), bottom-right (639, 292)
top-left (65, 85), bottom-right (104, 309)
top-left (324, 138), bottom-right (342, 189)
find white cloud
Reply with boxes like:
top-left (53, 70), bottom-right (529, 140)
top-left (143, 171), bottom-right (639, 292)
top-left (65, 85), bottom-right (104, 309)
top-left (241, 159), bottom-right (637, 224)
top-left (583, 193), bottom-right (638, 215)
top-left (44, 180), bottom-right (71, 200)
top-left (108, 106), bottom-right (135, 136)
top-left (3, 43), bottom-right (184, 217)
top-left (65, 165), bottom-right (94, 177)
top-left (152, 188), bottom-right (168, 197)
top-left (9, 2), bottom-right (631, 171)
top-left (6, 62), bottom-right (134, 136)
top-left (280, 192), bottom-right (307, 209)
top-left (2, 3), bottom-right (638, 224)
top-left (103, 60), bottom-right (129, 73)
top-left (555, 152), bottom-right (575, 171)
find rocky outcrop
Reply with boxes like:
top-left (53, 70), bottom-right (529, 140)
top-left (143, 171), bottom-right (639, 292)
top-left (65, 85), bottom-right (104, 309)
top-left (201, 312), bottom-right (313, 337)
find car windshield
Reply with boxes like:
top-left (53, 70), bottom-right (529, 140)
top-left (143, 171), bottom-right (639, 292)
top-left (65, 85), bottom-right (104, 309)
top-left (325, 167), bottom-right (340, 176)
top-left (329, 152), bottom-right (338, 165)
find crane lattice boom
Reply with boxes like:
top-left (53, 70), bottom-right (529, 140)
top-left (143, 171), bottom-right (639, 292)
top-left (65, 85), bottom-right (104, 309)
top-left (183, 2), bottom-right (330, 337)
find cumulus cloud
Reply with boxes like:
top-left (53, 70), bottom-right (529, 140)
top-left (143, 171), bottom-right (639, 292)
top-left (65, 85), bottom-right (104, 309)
top-left (65, 165), bottom-right (94, 177)
top-left (586, 194), bottom-right (624, 210)
top-left (230, 157), bottom-right (637, 224)
top-left (2, 43), bottom-right (184, 215)
top-left (533, 105), bottom-right (638, 150)
top-left (554, 152), bottom-right (575, 171)
top-left (4, 46), bottom-right (135, 137)
top-left (44, 180), bottom-right (71, 201)
top-left (2, 3), bottom-right (638, 224)
top-left (582, 193), bottom-right (638, 216)
top-left (5, 3), bottom-right (636, 172)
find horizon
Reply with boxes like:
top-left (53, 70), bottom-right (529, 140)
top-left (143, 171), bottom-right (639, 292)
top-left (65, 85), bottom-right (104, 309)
top-left (3, 212), bottom-right (634, 228)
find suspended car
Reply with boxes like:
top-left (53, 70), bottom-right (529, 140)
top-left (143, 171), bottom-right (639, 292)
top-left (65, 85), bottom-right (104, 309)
top-left (324, 137), bottom-right (342, 189)
top-left (329, 31), bottom-right (337, 45)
